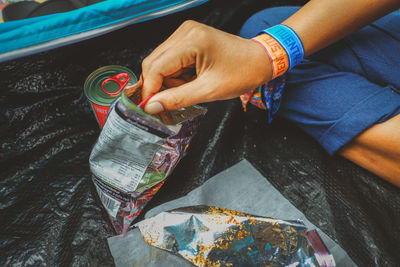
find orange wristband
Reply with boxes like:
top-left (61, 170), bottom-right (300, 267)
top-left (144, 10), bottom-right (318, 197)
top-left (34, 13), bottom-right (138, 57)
top-left (252, 34), bottom-right (289, 79)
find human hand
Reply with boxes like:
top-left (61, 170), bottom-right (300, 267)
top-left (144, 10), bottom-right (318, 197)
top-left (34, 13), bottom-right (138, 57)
top-left (137, 20), bottom-right (272, 114)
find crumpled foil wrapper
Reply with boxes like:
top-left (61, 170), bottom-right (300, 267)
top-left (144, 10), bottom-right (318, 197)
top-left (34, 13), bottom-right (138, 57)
top-left (136, 206), bottom-right (336, 267)
top-left (90, 88), bottom-right (207, 234)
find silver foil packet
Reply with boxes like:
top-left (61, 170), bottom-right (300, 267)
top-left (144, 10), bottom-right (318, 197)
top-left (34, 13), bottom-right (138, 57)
top-left (136, 205), bottom-right (336, 267)
top-left (89, 89), bottom-right (206, 234)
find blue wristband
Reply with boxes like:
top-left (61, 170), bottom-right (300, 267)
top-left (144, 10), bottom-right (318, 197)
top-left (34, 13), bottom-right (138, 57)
top-left (262, 25), bottom-right (304, 70)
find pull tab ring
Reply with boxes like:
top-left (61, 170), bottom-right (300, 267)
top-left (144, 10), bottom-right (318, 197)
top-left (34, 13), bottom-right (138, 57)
top-left (138, 93), bottom-right (155, 109)
top-left (101, 73), bottom-right (130, 96)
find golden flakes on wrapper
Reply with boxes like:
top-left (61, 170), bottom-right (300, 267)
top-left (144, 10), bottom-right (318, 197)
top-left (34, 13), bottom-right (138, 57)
top-left (136, 205), bottom-right (336, 267)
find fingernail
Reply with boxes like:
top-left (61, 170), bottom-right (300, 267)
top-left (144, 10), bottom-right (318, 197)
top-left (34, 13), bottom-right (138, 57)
top-left (145, 102), bottom-right (164, 114)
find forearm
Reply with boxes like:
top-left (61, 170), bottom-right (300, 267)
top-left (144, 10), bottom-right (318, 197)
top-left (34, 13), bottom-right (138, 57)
top-left (282, 0), bottom-right (400, 56)
top-left (140, 0), bottom-right (400, 114)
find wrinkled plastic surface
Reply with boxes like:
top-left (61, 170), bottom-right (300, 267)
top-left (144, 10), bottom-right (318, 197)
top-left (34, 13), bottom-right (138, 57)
top-left (1, 0), bottom-right (400, 266)
top-left (108, 159), bottom-right (353, 267)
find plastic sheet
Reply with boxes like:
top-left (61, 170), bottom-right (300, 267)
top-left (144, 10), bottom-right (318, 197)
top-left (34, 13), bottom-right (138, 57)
top-left (1, 0), bottom-right (400, 266)
top-left (107, 159), bottom-right (354, 267)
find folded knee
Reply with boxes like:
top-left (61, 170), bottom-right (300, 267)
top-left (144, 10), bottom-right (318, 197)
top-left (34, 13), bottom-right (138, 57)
top-left (339, 114), bottom-right (400, 186)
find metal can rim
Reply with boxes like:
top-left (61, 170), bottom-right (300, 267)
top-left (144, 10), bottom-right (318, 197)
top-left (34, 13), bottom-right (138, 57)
top-left (84, 65), bottom-right (137, 106)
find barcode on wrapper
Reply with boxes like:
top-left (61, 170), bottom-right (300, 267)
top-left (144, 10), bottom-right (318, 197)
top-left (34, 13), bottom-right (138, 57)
top-left (96, 187), bottom-right (120, 218)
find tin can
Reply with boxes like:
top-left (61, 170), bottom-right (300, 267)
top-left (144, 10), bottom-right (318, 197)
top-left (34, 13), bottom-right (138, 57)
top-left (84, 65), bottom-right (137, 128)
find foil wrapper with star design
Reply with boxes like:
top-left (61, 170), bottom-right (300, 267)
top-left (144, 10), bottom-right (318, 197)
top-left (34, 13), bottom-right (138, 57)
top-left (136, 205), bottom-right (336, 267)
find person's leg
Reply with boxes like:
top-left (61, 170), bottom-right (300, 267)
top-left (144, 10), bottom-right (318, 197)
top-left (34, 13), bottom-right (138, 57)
top-left (282, 63), bottom-right (400, 185)
top-left (240, 7), bottom-right (400, 185)
top-left (339, 114), bottom-right (400, 186)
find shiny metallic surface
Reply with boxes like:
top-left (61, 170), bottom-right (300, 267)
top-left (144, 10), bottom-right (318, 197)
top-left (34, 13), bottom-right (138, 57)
top-left (137, 206), bottom-right (336, 267)
top-left (84, 65), bottom-right (137, 106)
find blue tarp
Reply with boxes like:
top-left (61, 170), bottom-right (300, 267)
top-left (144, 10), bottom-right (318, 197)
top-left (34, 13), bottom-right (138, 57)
top-left (0, 0), bottom-right (207, 60)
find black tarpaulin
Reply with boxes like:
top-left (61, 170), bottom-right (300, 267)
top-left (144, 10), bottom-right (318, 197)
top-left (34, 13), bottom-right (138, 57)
top-left (1, 0), bottom-right (400, 266)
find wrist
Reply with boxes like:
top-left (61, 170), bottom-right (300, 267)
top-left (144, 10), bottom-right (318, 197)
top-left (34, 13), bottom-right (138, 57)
top-left (261, 24), bottom-right (304, 69)
top-left (251, 24), bottom-right (304, 79)
top-left (252, 34), bottom-right (289, 80)
top-left (246, 38), bottom-right (274, 84)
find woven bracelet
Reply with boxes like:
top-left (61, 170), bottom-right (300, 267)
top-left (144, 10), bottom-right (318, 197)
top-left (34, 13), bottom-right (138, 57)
top-left (252, 24), bottom-right (304, 79)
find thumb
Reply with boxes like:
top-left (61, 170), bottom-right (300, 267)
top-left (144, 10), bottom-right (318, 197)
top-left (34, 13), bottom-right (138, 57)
top-left (144, 77), bottom-right (209, 114)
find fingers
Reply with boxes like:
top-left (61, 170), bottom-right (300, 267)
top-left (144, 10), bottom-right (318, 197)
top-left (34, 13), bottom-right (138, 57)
top-left (141, 46), bottom-right (196, 99)
top-left (163, 77), bottom-right (187, 88)
top-left (125, 75), bottom-right (143, 97)
top-left (143, 20), bottom-right (200, 66)
top-left (137, 20), bottom-right (271, 115)
top-left (140, 20), bottom-right (206, 100)
top-left (163, 67), bottom-right (196, 88)
top-left (144, 77), bottom-right (210, 114)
